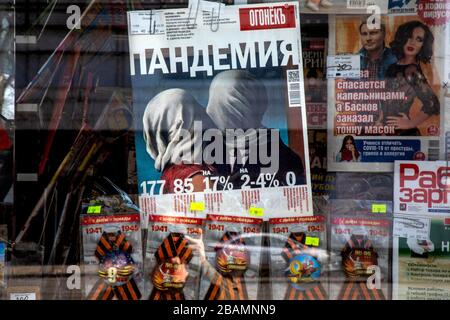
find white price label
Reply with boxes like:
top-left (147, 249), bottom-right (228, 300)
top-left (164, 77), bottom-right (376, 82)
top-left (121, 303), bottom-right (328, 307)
top-left (347, 0), bottom-right (367, 9)
top-left (10, 293), bottom-right (36, 300)
top-left (129, 11), bottom-right (165, 35)
top-left (393, 216), bottom-right (430, 240)
top-left (327, 55), bottom-right (360, 79)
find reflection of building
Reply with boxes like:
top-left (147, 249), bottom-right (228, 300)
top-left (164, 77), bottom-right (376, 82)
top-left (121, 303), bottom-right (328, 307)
top-left (0, 10), bottom-right (13, 119)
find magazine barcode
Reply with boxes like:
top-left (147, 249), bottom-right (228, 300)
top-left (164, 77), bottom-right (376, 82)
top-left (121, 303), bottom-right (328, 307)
top-left (289, 83), bottom-right (300, 91)
top-left (287, 70), bottom-right (301, 106)
top-left (428, 140), bottom-right (439, 161)
top-left (289, 89), bottom-right (301, 105)
top-left (429, 140), bottom-right (439, 148)
top-left (347, 0), bottom-right (366, 8)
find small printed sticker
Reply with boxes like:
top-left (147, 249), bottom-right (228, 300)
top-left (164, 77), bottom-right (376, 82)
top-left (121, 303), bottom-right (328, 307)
top-left (129, 11), bottom-right (165, 35)
top-left (190, 202), bottom-right (205, 211)
top-left (393, 216), bottom-right (430, 240)
top-left (249, 207), bottom-right (264, 217)
top-left (305, 237), bottom-right (320, 247)
top-left (372, 203), bottom-right (387, 214)
top-left (10, 293), bottom-right (36, 300)
top-left (327, 55), bottom-right (361, 79)
top-left (87, 205), bottom-right (102, 215)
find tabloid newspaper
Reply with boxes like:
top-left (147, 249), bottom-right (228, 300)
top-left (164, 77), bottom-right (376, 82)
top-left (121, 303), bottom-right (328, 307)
top-left (327, 9), bottom-right (447, 172)
top-left (393, 159), bottom-right (450, 299)
top-left (394, 160), bottom-right (450, 216)
top-left (127, 2), bottom-right (312, 219)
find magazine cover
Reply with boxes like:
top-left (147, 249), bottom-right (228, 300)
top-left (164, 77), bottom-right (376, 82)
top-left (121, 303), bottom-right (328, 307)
top-left (393, 214), bottom-right (450, 299)
top-left (268, 216), bottom-right (328, 300)
top-left (127, 2), bottom-right (313, 217)
top-left (394, 160), bottom-right (450, 216)
top-left (303, 38), bottom-right (327, 129)
top-left (80, 213), bottom-right (144, 300)
top-left (308, 130), bottom-right (336, 196)
top-left (327, 12), bottom-right (446, 171)
top-left (329, 200), bottom-right (391, 300)
top-left (145, 215), bottom-right (203, 300)
top-left (198, 214), bottom-right (263, 300)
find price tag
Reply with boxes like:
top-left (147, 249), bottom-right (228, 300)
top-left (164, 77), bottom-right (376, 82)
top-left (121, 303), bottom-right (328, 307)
top-left (326, 55), bottom-right (360, 79)
top-left (190, 202), bottom-right (205, 211)
top-left (249, 207), bottom-right (264, 217)
top-left (87, 205), bottom-right (102, 215)
top-left (347, 0), bottom-right (367, 9)
top-left (393, 216), bottom-right (430, 240)
top-left (10, 293), bottom-right (36, 300)
top-left (372, 203), bottom-right (387, 214)
top-left (128, 11), bottom-right (165, 35)
top-left (305, 237), bottom-right (320, 247)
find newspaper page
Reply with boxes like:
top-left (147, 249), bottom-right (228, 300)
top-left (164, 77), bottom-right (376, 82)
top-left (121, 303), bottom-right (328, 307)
top-left (393, 214), bottom-right (450, 299)
top-left (127, 2), bottom-right (312, 218)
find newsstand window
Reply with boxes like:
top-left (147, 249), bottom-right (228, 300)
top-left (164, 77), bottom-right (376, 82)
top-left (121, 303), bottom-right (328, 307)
top-left (0, 0), bottom-right (449, 301)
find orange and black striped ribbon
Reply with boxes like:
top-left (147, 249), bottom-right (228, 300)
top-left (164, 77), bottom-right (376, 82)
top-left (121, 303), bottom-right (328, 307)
top-left (155, 233), bottom-right (193, 265)
top-left (204, 231), bottom-right (249, 300)
top-left (87, 231), bottom-right (141, 300)
top-left (88, 277), bottom-right (141, 300)
top-left (204, 273), bottom-right (248, 300)
top-left (95, 231), bottom-right (132, 260)
top-left (282, 232), bottom-right (328, 300)
top-left (149, 233), bottom-right (193, 300)
top-left (338, 234), bottom-right (385, 300)
top-left (337, 281), bottom-right (385, 300)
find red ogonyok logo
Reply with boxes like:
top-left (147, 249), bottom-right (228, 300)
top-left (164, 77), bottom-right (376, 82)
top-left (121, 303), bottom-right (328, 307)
top-left (239, 5), bottom-right (296, 31)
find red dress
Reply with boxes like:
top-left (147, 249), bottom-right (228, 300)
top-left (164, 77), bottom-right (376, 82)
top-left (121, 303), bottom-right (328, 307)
top-left (161, 164), bottom-right (217, 194)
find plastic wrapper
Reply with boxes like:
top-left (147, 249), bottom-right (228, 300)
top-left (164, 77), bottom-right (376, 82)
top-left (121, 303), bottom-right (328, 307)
top-left (145, 215), bottom-right (203, 300)
top-left (80, 213), bottom-right (144, 300)
top-left (332, 172), bottom-right (393, 201)
top-left (199, 214), bottom-right (263, 300)
top-left (329, 200), bottom-right (392, 300)
top-left (268, 216), bottom-right (328, 300)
